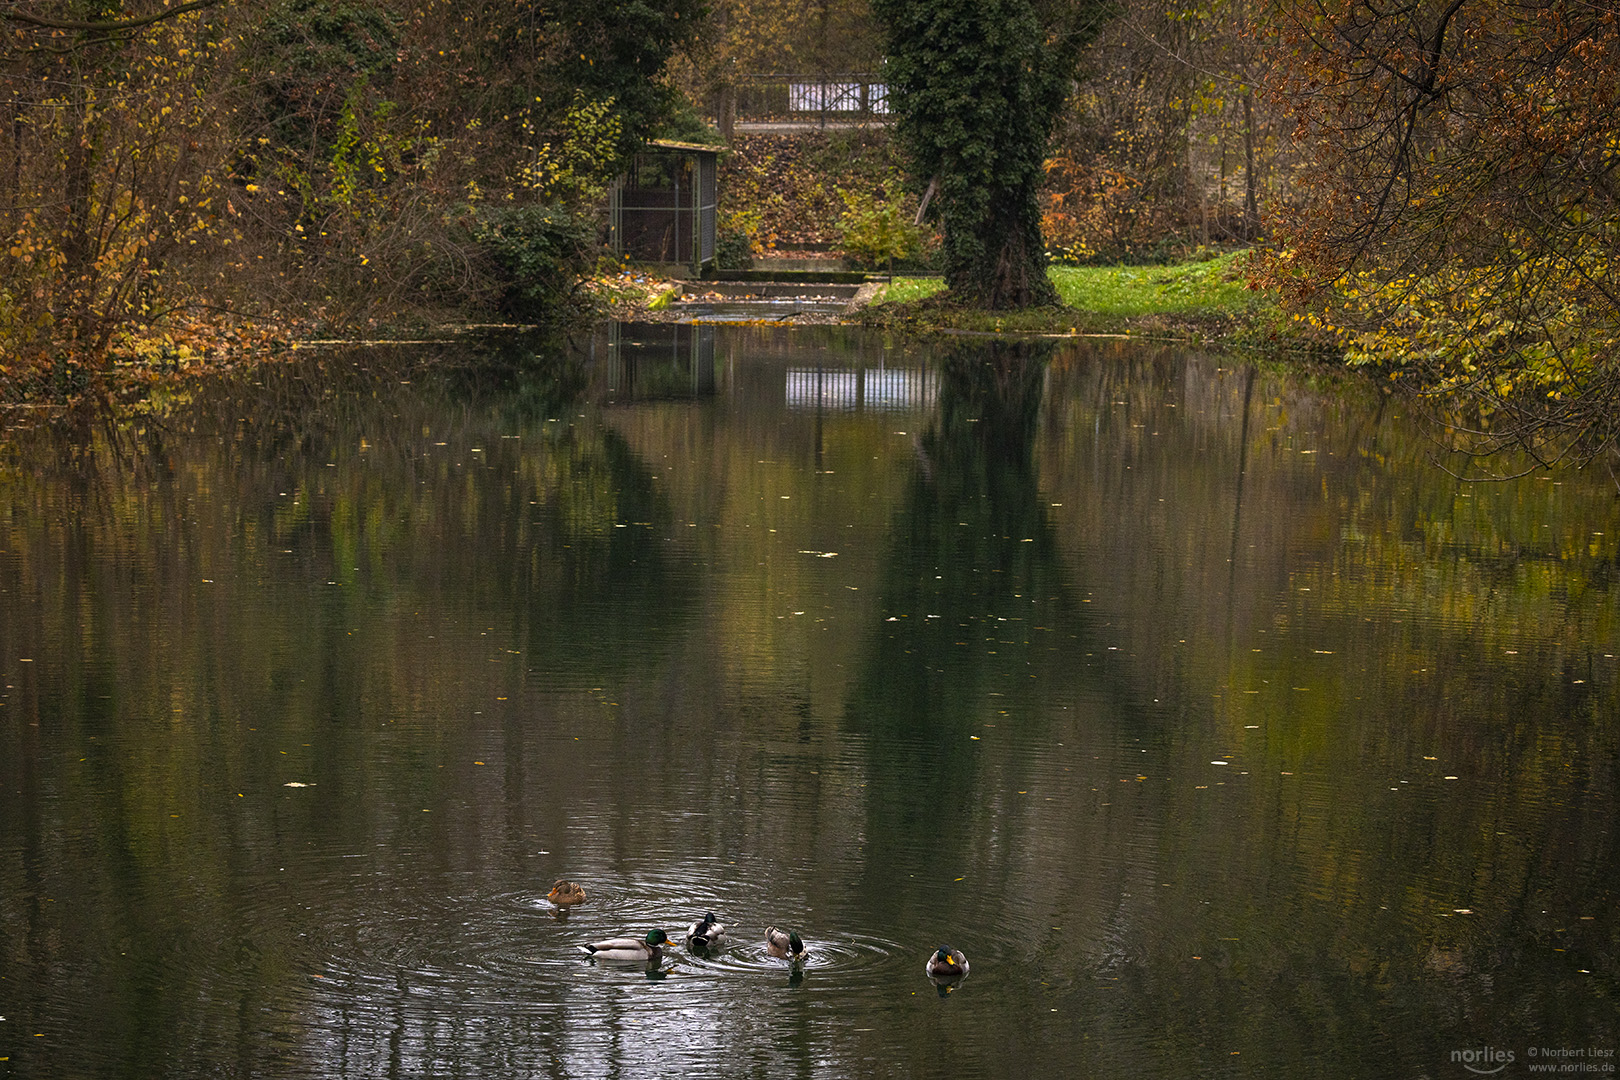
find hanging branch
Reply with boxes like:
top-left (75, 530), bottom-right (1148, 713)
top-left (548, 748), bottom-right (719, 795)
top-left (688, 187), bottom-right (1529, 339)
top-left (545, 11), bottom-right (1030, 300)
top-left (1, 0), bottom-right (221, 34)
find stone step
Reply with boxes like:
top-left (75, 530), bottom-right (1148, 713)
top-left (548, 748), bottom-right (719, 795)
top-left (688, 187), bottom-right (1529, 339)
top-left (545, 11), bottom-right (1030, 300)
top-left (702, 268), bottom-right (872, 285)
top-left (747, 258), bottom-right (849, 272)
top-left (678, 280), bottom-right (862, 300)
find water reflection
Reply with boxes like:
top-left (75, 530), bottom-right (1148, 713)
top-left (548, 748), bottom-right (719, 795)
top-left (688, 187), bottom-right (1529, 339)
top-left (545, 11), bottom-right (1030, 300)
top-left (845, 338), bottom-right (1102, 913)
top-left (786, 365), bottom-right (937, 413)
top-left (603, 322), bottom-right (718, 401)
top-left (0, 327), bottom-right (1614, 1079)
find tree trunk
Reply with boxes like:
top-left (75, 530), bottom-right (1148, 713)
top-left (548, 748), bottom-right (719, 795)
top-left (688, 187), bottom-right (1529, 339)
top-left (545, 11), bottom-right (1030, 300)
top-left (874, 0), bottom-right (1108, 311)
top-left (61, 97), bottom-right (98, 345)
top-left (718, 84), bottom-right (735, 144)
top-left (941, 180), bottom-right (1057, 309)
top-left (1242, 90), bottom-right (1259, 240)
top-left (5, 103), bottom-right (20, 240)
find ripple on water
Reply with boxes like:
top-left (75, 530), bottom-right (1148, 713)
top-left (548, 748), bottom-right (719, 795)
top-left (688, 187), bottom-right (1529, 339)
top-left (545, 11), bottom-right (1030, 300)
top-left (290, 872), bottom-right (924, 1077)
top-left (681, 930), bottom-right (906, 988)
top-left (306, 868), bottom-right (918, 999)
top-left (256, 839), bottom-right (1011, 1078)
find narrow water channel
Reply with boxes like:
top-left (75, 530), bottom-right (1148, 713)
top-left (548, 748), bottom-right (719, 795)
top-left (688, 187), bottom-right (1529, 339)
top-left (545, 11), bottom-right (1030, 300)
top-left (0, 324), bottom-right (1614, 1078)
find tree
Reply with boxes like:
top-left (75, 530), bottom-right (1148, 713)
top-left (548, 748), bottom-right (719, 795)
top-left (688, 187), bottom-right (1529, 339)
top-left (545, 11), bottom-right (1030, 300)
top-left (1266, 0), bottom-right (1620, 470)
top-left (542, 0), bottom-right (706, 166)
top-left (871, 0), bottom-right (1111, 309)
top-left (1, 0), bottom-right (241, 367)
top-left (0, 0), bottom-right (708, 378)
top-left (1042, 0), bottom-right (1286, 262)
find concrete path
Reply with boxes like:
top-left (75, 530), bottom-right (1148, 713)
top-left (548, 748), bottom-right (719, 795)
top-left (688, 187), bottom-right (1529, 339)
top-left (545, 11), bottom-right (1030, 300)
top-left (733, 121), bottom-right (891, 133)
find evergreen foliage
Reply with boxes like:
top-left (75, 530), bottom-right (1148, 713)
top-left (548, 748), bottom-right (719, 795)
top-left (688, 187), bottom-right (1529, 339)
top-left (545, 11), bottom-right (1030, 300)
top-left (871, 0), bottom-right (1111, 309)
top-left (544, 0), bottom-right (708, 167)
top-left (470, 204), bottom-right (596, 323)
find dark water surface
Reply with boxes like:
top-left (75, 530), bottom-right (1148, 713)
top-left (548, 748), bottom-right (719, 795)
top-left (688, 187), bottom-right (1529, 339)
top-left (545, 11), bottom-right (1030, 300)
top-left (0, 325), bottom-right (1615, 1079)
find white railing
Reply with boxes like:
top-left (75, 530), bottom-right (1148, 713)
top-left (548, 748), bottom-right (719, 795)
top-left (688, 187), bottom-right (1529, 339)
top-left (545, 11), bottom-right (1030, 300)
top-left (736, 75), bottom-right (889, 121)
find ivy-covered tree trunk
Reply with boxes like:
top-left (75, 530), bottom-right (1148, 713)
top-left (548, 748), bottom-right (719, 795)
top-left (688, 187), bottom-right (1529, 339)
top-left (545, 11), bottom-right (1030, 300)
top-left (872, 0), bottom-right (1109, 309)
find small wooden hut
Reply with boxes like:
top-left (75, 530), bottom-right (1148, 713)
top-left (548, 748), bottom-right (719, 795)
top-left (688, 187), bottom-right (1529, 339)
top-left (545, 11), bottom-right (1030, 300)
top-left (609, 141), bottom-right (720, 272)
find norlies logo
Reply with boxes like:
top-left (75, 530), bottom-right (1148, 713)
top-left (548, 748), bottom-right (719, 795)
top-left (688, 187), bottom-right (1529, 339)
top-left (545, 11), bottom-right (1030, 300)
top-left (1454, 1048), bottom-right (1517, 1075)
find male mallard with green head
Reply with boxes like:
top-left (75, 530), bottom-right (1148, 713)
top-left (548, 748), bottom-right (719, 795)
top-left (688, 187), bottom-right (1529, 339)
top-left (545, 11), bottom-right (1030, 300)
top-left (926, 945), bottom-right (969, 979)
top-left (765, 926), bottom-right (807, 962)
top-left (687, 912), bottom-right (726, 949)
top-left (578, 929), bottom-right (669, 962)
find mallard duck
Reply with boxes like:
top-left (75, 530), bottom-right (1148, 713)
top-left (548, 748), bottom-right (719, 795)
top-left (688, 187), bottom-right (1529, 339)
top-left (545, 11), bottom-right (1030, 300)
top-left (926, 946), bottom-right (969, 979)
top-left (765, 926), bottom-right (807, 962)
top-left (547, 880), bottom-right (587, 906)
top-left (578, 929), bottom-right (669, 962)
top-left (687, 912), bottom-right (726, 949)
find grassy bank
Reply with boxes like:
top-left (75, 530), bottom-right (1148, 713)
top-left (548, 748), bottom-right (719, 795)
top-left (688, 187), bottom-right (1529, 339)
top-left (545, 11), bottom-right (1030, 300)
top-left (862, 250), bottom-right (1303, 348)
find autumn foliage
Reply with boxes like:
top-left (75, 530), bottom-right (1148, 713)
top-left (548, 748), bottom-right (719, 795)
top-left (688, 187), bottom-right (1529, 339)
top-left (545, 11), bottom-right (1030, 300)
top-left (718, 131), bottom-right (908, 251)
top-left (1041, 0), bottom-right (1281, 264)
top-left (1265, 0), bottom-right (1620, 465)
top-left (0, 0), bottom-right (699, 395)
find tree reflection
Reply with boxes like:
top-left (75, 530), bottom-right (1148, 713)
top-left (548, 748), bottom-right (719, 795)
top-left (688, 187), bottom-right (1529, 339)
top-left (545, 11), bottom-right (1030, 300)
top-left (842, 339), bottom-right (1111, 887)
top-left (0, 337), bottom-right (702, 1076)
top-left (3, 329), bottom-right (1617, 1077)
top-left (850, 335), bottom-right (1062, 704)
top-left (443, 327), bottom-right (592, 425)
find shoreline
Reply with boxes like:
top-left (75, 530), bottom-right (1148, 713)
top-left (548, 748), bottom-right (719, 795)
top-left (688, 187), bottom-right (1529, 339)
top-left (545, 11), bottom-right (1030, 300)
top-left (0, 259), bottom-right (1333, 414)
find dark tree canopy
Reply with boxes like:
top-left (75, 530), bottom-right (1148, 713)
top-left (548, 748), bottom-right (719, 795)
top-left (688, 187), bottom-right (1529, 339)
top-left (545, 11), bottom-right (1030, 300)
top-left (546, 0), bottom-right (708, 165)
top-left (872, 0), bottom-right (1111, 309)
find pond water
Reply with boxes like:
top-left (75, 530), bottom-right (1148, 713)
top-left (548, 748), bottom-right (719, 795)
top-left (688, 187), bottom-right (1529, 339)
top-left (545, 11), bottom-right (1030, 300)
top-left (0, 324), bottom-right (1615, 1079)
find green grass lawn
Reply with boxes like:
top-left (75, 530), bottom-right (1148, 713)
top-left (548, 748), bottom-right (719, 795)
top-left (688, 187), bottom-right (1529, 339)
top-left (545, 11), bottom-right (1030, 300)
top-left (1052, 254), bottom-right (1261, 315)
top-left (872, 276), bottom-right (948, 305)
top-left (873, 250), bottom-right (1262, 316)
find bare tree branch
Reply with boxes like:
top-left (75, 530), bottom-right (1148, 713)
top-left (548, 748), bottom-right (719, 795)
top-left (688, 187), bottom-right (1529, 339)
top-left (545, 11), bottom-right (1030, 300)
top-left (1, 0), bottom-right (221, 34)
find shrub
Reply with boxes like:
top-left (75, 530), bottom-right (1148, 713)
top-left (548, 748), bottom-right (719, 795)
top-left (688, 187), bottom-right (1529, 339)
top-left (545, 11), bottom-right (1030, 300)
top-left (715, 231), bottom-right (756, 270)
top-left (470, 204), bottom-right (596, 322)
top-left (836, 187), bottom-right (926, 269)
top-left (714, 206), bottom-right (762, 269)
